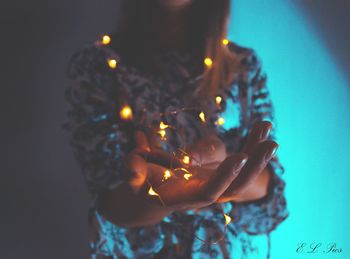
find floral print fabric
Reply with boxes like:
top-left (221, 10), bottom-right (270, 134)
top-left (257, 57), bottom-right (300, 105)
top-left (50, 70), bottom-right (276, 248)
top-left (62, 39), bottom-right (288, 259)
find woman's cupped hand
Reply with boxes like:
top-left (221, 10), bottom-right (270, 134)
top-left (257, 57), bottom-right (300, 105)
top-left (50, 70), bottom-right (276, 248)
top-left (97, 121), bottom-right (278, 227)
top-left (186, 121), bottom-right (279, 203)
top-left (121, 130), bottom-right (248, 213)
top-left (125, 120), bottom-right (278, 208)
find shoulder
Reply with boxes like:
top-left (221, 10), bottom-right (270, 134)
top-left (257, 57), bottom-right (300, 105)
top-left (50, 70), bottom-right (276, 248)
top-left (222, 41), bottom-right (267, 105)
top-left (227, 41), bottom-right (264, 74)
top-left (66, 39), bottom-right (122, 81)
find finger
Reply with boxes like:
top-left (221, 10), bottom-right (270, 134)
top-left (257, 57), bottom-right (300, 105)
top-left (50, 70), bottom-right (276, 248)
top-left (122, 153), bottom-right (149, 192)
top-left (134, 130), bottom-right (151, 153)
top-left (198, 161), bottom-right (221, 170)
top-left (226, 140), bottom-right (278, 196)
top-left (187, 134), bottom-right (226, 165)
top-left (241, 121), bottom-right (272, 155)
top-left (145, 149), bottom-right (184, 169)
top-left (198, 153), bottom-right (248, 203)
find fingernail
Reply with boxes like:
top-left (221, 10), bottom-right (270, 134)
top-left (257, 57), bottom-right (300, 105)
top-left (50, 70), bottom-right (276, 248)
top-left (265, 146), bottom-right (278, 161)
top-left (236, 157), bottom-right (248, 170)
top-left (260, 126), bottom-right (271, 140)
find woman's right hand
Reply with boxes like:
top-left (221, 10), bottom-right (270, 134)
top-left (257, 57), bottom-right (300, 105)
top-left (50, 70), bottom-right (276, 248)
top-left (97, 130), bottom-right (248, 227)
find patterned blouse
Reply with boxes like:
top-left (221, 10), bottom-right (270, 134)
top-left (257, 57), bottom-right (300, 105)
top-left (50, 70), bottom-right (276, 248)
top-left (62, 37), bottom-right (289, 259)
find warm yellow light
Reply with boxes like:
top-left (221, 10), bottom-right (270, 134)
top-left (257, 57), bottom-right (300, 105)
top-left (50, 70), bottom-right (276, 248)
top-left (215, 96), bottom-right (222, 105)
top-left (183, 173), bottom-right (192, 180)
top-left (183, 155), bottom-right (190, 165)
top-left (108, 58), bottom-right (118, 69)
top-left (102, 35), bottom-right (111, 45)
top-left (175, 167), bottom-right (191, 174)
top-left (119, 105), bottom-right (133, 120)
top-left (158, 129), bottom-right (167, 140)
top-left (217, 117), bottom-right (225, 126)
top-left (222, 39), bottom-right (229, 45)
top-left (148, 187), bottom-right (159, 196)
top-left (204, 57), bottom-right (213, 67)
top-left (224, 214), bottom-right (231, 225)
top-left (163, 170), bottom-right (171, 181)
top-left (199, 111), bottom-right (206, 123)
top-left (159, 121), bottom-right (169, 130)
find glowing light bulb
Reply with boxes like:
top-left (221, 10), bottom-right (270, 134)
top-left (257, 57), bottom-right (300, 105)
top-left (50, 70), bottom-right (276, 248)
top-left (102, 35), bottom-right (111, 45)
top-left (217, 117), bottom-right (225, 126)
top-left (175, 167), bottom-right (190, 173)
top-left (119, 105), bottom-right (133, 120)
top-left (183, 155), bottom-right (190, 165)
top-left (158, 129), bottom-right (167, 140)
top-left (215, 96), bottom-right (222, 105)
top-left (204, 57), bottom-right (213, 68)
top-left (183, 173), bottom-right (192, 180)
top-left (148, 187), bottom-right (159, 196)
top-left (222, 39), bottom-right (229, 45)
top-left (159, 121), bottom-right (169, 130)
top-left (163, 170), bottom-right (172, 181)
top-left (199, 111), bottom-right (206, 122)
top-left (108, 58), bottom-right (118, 69)
top-left (224, 214), bottom-right (231, 225)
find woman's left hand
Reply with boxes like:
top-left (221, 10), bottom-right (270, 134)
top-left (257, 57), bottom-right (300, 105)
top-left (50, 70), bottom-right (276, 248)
top-left (186, 121), bottom-right (277, 203)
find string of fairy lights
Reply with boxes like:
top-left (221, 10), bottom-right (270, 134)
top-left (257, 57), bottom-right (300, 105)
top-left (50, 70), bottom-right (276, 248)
top-left (96, 34), bottom-right (234, 244)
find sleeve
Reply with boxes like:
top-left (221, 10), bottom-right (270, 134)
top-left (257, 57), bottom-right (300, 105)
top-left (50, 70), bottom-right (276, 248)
top-left (221, 48), bottom-right (289, 235)
top-left (62, 43), bottom-right (168, 258)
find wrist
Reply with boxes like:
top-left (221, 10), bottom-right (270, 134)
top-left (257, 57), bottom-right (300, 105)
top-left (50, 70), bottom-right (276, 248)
top-left (97, 183), bottom-right (173, 227)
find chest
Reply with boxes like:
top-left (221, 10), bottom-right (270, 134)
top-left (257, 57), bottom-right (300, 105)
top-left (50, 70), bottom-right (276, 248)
top-left (115, 65), bottom-right (244, 152)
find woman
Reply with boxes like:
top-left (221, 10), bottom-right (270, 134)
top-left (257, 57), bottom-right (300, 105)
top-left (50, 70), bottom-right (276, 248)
top-left (63, 0), bottom-right (288, 258)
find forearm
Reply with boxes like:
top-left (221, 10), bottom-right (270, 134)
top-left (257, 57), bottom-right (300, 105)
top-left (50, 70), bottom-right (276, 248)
top-left (96, 182), bottom-right (173, 227)
top-left (230, 167), bottom-right (288, 235)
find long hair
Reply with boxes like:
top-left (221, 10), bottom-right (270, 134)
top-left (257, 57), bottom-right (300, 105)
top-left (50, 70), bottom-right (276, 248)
top-left (111, 0), bottom-right (241, 101)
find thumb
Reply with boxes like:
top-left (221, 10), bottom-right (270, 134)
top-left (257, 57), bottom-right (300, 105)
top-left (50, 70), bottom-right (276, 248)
top-left (134, 130), bottom-right (151, 153)
top-left (188, 134), bottom-right (225, 166)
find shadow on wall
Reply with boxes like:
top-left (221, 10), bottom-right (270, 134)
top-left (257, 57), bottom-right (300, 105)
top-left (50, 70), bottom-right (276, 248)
top-left (295, 0), bottom-right (350, 85)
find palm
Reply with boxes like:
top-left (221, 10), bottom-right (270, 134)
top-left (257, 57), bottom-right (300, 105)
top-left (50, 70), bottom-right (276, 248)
top-left (147, 163), bottom-right (217, 210)
top-left (126, 143), bottom-right (246, 212)
top-left (142, 145), bottom-right (249, 211)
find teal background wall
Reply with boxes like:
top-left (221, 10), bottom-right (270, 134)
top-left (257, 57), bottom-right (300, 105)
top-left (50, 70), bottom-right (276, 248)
top-left (229, 0), bottom-right (350, 258)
